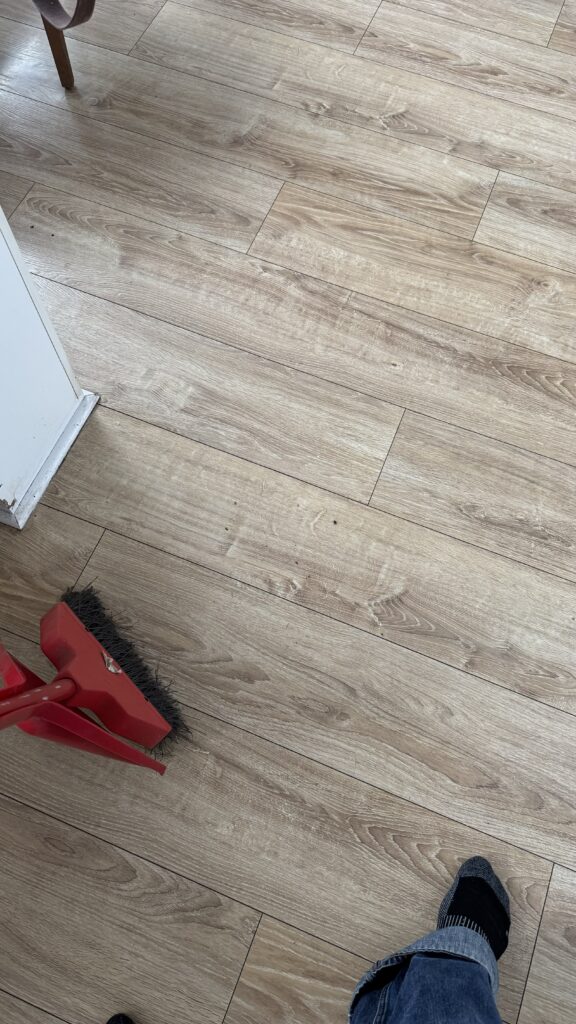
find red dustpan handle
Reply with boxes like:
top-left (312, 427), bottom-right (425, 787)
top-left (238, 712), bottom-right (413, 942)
top-left (0, 678), bottom-right (75, 729)
top-left (20, 703), bottom-right (166, 774)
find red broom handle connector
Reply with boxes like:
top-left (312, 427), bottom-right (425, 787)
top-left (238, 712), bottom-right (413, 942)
top-left (0, 678), bottom-right (76, 730)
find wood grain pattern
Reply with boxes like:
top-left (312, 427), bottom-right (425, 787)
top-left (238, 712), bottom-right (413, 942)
top-left (131, 4), bottom-right (576, 193)
top-left (0, 89), bottom-right (279, 251)
top-left (0, 795), bottom-right (259, 1024)
top-left (0, 991), bottom-right (63, 1024)
top-left (376, 0), bottom-right (563, 43)
top-left (0, 630), bottom-right (52, 680)
top-left (61, 528), bottom-right (576, 865)
top-left (0, 21), bottom-right (496, 238)
top-left (549, 0), bottom-right (576, 53)
top-left (358, 5), bottom-right (576, 123)
top-left (30, 279), bottom-right (402, 501)
top-left (0, 707), bottom-right (550, 1022)
top-left (14, 188), bottom-right (576, 468)
top-left (43, 406), bottom-right (576, 711)
top-left (519, 866), bottom-right (576, 1024)
top-left (173, 0), bottom-right (379, 51)
top-left (251, 184), bottom-right (576, 361)
top-left (371, 412), bottom-right (576, 580)
top-left (0, 0), bottom-right (165, 52)
top-left (225, 916), bottom-right (370, 1024)
top-left (0, 505), bottom-right (101, 638)
top-left (3, 2), bottom-right (576, 1021)
top-left (0, 168), bottom-right (29, 216)
top-left (476, 173), bottom-right (576, 274)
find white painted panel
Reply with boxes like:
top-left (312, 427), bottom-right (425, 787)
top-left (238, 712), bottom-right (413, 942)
top-left (0, 208), bottom-right (89, 518)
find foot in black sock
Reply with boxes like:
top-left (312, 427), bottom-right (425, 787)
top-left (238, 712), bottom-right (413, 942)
top-left (107, 1017), bottom-right (136, 1024)
top-left (437, 856), bottom-right (510, 959)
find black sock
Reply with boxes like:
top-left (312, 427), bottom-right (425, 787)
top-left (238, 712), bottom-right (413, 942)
top-left (437, 856), bottom-right (511, 960)
top-left (107, 1017), bottom-right (136, 1024)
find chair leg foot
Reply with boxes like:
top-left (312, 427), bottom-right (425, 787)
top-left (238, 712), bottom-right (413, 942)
top-left (42, 17), bottom-right (74, 89)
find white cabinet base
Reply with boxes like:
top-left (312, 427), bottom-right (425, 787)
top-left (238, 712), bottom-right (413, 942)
top-left (1, 205), bottom-right (99, 530)
top-left (0, 390), bottom-right (99, 529)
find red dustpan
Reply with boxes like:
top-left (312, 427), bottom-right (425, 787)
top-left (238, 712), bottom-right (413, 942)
top-left (0, 599), bottom-right (176, 774)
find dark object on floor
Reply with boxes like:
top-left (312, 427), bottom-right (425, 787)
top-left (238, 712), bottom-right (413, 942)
top-left (32, 0), bottom-right (96, 88)
top-left (107, 1016), bottom-right (136, 1024)
top-left (62, 586), bottom-right (186, 745)
top-left (437, 856), bottom-right (511, 960)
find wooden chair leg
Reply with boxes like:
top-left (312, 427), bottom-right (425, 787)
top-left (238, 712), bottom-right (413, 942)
top-left (41, 16), bottom-right (74, 89)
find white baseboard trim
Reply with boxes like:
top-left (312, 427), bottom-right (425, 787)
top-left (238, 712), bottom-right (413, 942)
top-left (0, 390), bottom-right (99, 530)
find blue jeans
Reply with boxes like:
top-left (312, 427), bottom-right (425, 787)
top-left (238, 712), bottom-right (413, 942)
top-left (350, 927), bottom-right (502, 1023)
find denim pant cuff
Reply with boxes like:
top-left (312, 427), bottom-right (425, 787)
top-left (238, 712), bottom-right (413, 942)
top-left (349, 925), bottom-right (498, 1019)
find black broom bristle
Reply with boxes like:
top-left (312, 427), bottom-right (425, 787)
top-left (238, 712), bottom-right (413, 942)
top-left (61, 585), bottom-right (188, 750)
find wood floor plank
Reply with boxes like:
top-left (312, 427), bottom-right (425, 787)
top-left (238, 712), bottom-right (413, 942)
top-left (30, 281), bottom-right (401, 501)
top-left (0, 629), bottom-right (52, 680)
top-left (0, 707), bottom-right (550, 1023)
top-left (0, 21), bottom-right (496, 239)
top-left (549, 0), bottom-right (576, 53)
top-left (0, 506), bottom-right (102, 638)
top-left (375, 0), bottom-right (563, 43)
top-left (0, 168), bottom-right (29, 217)
top-left (0, 795), bottom-right (259, 1024)
top-left (518, 866), bottom-right (576, 1024)
top-left (43, 406), bottom-right (576, 711)
top-left (130, 4), bottom-right (576, 194)
top-left (173, 0), bottom-right (379, 51)
top-left (475, 173), bottom-right (576, 274)
top-left (0, 991), bottom-right (63, 1024)
top-left (54, 527), bottom-right (576, 863)
top-left (14, 186), bottom-right (576, 462)
top-left (0, 90), bottom-right (279, 252)
top-left (371, 412), bottom-right (576, 581)
top-left (224, 916), bottom-right (370, 1024)
top-left (251, 184), bottom-right (576, 361)
top-left (358, 4), bottom-right (576, 123)
top-left (0, 0), bottom-right (166, 53)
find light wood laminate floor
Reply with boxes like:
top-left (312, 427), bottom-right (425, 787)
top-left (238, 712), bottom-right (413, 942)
top-left (1, 1), bottom-right (576, 1021)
